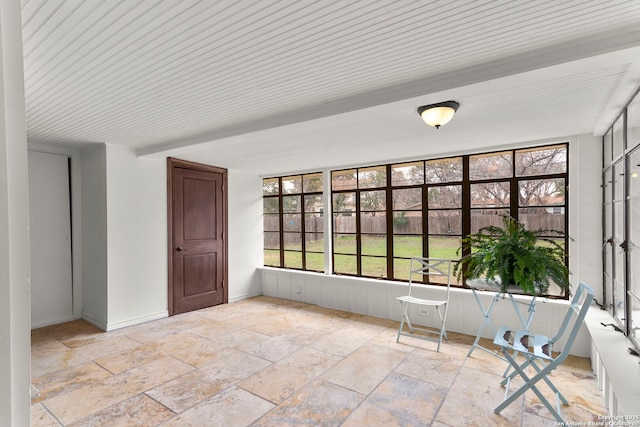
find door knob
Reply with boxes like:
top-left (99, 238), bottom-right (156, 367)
top-left (176, 246), bottom-right (183, 252)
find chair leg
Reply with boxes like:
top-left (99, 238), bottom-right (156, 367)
top-left (494, 350), bottom-right (566, 424)
top-left (436, 306), bottom-right (448, 341)
top-left (500, 355), bottom-right (568, 406)
top-left (501, 356), bottom-right (534, 386)
top-left (396, 308), bottom-right (404, 342)
top-left (527, 359), bottom-right (569, 405)
top-left (397, 302), bottom-right (413, 342)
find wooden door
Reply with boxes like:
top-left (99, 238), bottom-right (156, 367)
top-left (168, 158), bottom-right (228, 315)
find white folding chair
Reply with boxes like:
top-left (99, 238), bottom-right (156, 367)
top-left (493, 282), bottom-right (594, 424)
top-left (396, 257), bottom-right (453, 352)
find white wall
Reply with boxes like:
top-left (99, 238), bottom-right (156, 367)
top-left (259, 135), bottom-right (603, 357)
top-left (0, 0), bottom-right (31, 424)
top-left (227, 169), bottom-right (263, 301)
top-left (569, 134), bottom-right (603, 301)
top-left (81, 144), bottom-right (108, 328)
top-left (105, 146), bottom-right (168, 329)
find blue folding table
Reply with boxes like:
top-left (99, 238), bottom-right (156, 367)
top-left (466, 278), bottom-right (538, 361)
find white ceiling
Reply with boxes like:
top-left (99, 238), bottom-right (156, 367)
top-left (22, 0), bottom-right (640, 175)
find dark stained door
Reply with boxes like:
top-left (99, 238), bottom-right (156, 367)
top-left (169, 159), bottom-right (227, 315)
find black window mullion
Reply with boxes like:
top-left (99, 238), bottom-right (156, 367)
top-left (278, 178), bottom-right (285, 268)
top-left (461, 155), bottom-right (471, 275)
top-left (385, 165), bottom-right (393, 279)
top-left (300, 194), bottom-right (306, 270)
top-left (510, 179), bottom-right (519, 220)
top-left (423, 184), bottom-right (429, 259)
top-left (355, 188), bottom-right (362, 276)
top-left (510, 150), bottom-right (519, 220)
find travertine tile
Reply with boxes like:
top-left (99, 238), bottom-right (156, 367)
top-left (169, 337), bottom-right (234, 368)
top-left (31, 339), bottom-right (69, 360)
top-left (153, 331), bottom-right (218, 355)
top-left (68, 394), bottom-right (174, 427)
top-left (245, 334), bottom-right (305, 362)
top-left (343, 372), bottom-right (447, 426)
top-left (523, 368), bottom-right (607, 422)
top-left (294, 313), bottom-right (354, 333)
top-left (32, 320), bottom-right (102, 344)
top-left (435, 366), bottom-right (523, 427)
top-left (190, 313), bottom-right (263, 337)
top-left (351, 315), bottom-right (396, 330)
top-left (463, 346), bottom-right (511, 376)
top-left (253, 379), bottom-right (364, 426)
top-left (194, 328), bottom-right (271, 352)
top-left (522, 411), bottom-right (560, 426)
top-left (246, 317), bottom-right (296, 336)
top-left (43, 356), bottom-right (193, 425)
top-left (147, 350), bottom-right (271, 413)
top-left (323, 344), bottom-right (408, 395)
top-left (31, 349), bottom-right (90, 378)
top-left (71, 335), bottom-right (142, 361)
top-left (394, 347), bottom-right (463, 388)
top-left (310, 324), bottom-right (382, 357)
top-left (153, 311), bottom-right (212, 331)
top-left (433, 333), bottom-right (475, 362)
top-left (279, 326), bottom-right (328, 347)
top-left (31, 403), bottom-right (61, 427)
top-left (368, 326), bottom-right (418, 353)
top-left (238, 347), bottom-right (341, 404)
top-left (32, 362), bottom-right (112, 402)
top-left (162, 386), bottom-right (274, 427)
top-left (94, 343), bottom-right (167, 374)
top-left (303, 305), bottom-right (363, 320)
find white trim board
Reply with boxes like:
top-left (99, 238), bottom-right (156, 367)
top-left (585, 308), bottom-right (640, 416)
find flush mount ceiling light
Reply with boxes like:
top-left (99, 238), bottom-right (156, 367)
top-left (417, 101), bottom-right (460, 129)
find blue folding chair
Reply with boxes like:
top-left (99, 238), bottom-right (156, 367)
top-left (493, 282), bottom-right (594, 424)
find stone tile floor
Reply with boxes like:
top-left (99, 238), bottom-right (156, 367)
top-left (31, 296), bottom-right (607, 426)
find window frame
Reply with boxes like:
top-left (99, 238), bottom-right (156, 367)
top-left (263, 143), bottom-right (569, 298)
top-left (262, 173), bottom-right (324, 272)
top-left (329, 143), bottom-right (569, 293)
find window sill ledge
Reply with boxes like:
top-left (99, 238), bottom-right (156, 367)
top-left (585, 308), bottom-right (640, 416)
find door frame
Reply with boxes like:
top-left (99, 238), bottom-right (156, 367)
top-left (167, 157), bottom-right (228, 316)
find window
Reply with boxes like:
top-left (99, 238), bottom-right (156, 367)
top-left (263, 173), bottom-right (324, 271)
top-left (602, 86), bottom-right (640, 352)
top-left (263, 143), bottom-right (569, 297)
top-left (330, 144), bottom-right (568, 292)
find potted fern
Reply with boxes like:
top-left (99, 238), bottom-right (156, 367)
top-left (454, 216), bottom-right (570, 295)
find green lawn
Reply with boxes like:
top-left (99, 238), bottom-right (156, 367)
top-left (265, 235), bottom-right (460, 280)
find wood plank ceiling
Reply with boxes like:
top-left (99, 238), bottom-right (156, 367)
top-left (21, 0), bottom-right (640, 173)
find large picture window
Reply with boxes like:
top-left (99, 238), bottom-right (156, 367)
top-left (263, 143), bottom-right (568, 297)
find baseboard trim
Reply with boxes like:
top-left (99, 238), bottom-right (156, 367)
top-left (229, 291), bottom-right (263, 303)
top-left (31, 315), bottom-right (78, 330)
top-left (81, 312), bottom-right (108, 331)
top-left (105, 310), bottom-right (169, 331)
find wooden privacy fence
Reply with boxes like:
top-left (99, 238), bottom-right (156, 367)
top-left (264, 213), bottom-right (564, 247)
